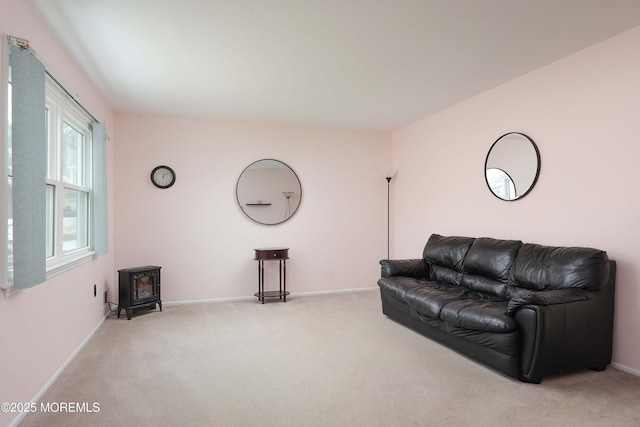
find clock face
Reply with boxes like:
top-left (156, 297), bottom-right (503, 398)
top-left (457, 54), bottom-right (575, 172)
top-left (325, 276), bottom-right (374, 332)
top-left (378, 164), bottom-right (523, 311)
top-left (151, 166), bottom-right (176, 189)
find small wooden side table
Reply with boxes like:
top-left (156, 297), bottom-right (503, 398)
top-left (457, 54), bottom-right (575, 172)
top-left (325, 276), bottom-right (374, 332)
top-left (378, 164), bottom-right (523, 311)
top-left (254, 247), bottom-right (289, 304)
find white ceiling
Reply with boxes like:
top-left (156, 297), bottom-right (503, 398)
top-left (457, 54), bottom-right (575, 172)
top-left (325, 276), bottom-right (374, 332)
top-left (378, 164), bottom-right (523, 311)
top-left (29, 0), bottom-right (640, 131)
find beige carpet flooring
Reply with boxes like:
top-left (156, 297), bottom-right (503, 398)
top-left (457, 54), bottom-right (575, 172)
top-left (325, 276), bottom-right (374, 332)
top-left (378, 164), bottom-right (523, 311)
top-left (19, 290), bottom-right (640, 426)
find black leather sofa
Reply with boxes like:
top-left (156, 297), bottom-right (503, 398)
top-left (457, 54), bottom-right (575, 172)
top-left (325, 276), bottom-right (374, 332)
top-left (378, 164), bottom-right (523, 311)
top-left (378, 234), bottom-right (615, 383)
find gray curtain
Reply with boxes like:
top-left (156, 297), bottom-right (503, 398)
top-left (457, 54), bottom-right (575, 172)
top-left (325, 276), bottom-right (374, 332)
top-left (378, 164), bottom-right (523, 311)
top-left (10, 45), bottom-right (46, 289)
top-left (92, 122), bottom-right (109, 255)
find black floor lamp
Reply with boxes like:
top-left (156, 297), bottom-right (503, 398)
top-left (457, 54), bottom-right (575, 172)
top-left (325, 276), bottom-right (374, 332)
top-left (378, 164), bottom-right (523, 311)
top-left (386, 175), bottom-right (392, 260)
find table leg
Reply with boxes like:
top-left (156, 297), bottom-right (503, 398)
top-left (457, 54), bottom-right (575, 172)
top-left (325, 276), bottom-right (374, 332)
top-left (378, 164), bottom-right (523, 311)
top-left (279, 260), bottom-right (283, 300)
top-left (260, 260), bottom-right (265, 304)
top-left (283, 259), bottom-right (287, 302)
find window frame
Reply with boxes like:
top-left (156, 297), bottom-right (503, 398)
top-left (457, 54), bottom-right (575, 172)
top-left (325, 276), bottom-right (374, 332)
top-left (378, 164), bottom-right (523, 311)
top-left (43, 74), bottom-right (95, 277)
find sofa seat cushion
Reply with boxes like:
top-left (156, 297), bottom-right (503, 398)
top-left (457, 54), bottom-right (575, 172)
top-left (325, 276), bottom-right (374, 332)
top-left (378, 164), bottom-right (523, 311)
top-left (403, 281), bottom-right (471, 319)
top-left (440, 299), bottom-right (516, 332)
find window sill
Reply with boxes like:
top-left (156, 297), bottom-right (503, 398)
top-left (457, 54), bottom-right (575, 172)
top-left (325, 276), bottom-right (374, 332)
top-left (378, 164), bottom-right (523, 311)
top-left (1, 251), bottom-right (96, 296)
top-left (46, 251), bottom-right (96, 280)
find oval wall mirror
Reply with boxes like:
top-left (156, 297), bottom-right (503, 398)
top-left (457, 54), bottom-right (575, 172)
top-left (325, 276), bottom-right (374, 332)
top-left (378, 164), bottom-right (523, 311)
top-left (236, 159), bottom-right (302, 225)
top-left (485, 132), bottom-right (540, 201)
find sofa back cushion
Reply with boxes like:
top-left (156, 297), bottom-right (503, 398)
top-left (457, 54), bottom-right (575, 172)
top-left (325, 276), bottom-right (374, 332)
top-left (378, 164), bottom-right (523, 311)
top-left (423, 234), bottom-right (475, 286)
top-left (509, 243), bottom-right (610, 291)
top-left (461, 237), bottom-right (522, 298)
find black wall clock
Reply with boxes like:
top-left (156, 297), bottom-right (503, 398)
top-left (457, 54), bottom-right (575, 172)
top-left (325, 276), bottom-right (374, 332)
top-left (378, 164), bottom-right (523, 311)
top-left (151, 165), bottom-right (176, 189)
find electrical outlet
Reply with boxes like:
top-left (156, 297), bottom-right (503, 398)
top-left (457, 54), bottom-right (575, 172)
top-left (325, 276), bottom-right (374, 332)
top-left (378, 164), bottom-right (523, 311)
top-left (104, 290), bottom-right (108, 305)
top-left (93, 284), bottom-right (97, 297)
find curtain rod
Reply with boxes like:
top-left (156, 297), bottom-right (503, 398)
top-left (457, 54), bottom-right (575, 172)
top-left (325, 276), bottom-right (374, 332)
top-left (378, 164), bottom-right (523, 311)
top-left (44, 70), bottom-right (101, 124)
top-left (8, 35), bottom-right (103, 126)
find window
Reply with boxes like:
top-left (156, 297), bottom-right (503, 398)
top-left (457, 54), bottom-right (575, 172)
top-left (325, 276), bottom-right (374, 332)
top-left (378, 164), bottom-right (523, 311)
top-left (43, 75), bottom-right (94, 271)
top-left (4, 41), bottom-right (107, 290)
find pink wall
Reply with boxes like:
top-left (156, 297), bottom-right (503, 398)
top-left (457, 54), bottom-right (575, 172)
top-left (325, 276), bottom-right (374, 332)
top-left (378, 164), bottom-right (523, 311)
top-left (114, 113), bottom-right (390, 302)
top-left (2, 2), bottom-right (639, 425)
top-left (391, 26), bottom-right (640, 373)
top-left (0, 2), bottom-right (116, 426)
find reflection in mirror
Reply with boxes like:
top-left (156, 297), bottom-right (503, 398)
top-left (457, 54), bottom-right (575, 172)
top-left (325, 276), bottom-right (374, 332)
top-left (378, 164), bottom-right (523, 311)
top-left (236, 159), bottom-right (302, 225)
top-left (486, 168), bottom-right (516, 200)
top-left (485, 132), bottom-right (540, 201)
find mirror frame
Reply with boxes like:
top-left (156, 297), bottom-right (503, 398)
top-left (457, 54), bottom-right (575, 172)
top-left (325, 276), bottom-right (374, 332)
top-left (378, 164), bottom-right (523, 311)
top-left (236, 159), bottom-right (302, 225)
top-left (484, 132), bottom-right (540, 201)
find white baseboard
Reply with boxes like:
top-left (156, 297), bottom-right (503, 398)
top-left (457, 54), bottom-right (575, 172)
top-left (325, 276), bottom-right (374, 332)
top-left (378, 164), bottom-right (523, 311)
top-left (163, 295), bottom-right (254, 306)
top-left (9, 313), bottom-right (108, 427)
top-left (292, 287), bottom-right (378, 296)
top-left (164, 287), bottom-right (378, 306)
top-left (612, 362), bottom-right (640, 377)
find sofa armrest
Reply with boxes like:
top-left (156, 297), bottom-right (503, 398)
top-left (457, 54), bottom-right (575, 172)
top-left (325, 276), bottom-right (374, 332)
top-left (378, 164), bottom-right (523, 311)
top-left (380, 259), bottom-right (429, 278)
top-left (514, 279), bottom-right (614, 383)
top-left (506, 288), bottom-right (593, 317)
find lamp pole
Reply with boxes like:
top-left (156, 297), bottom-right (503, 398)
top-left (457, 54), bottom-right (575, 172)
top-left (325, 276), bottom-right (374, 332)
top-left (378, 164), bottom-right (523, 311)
top-left (386, 176), bottom-right (392, 260)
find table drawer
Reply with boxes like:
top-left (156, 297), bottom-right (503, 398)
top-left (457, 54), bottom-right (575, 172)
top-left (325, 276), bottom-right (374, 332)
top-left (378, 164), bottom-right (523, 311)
top-left (254, 248), bottom-right (289, 260)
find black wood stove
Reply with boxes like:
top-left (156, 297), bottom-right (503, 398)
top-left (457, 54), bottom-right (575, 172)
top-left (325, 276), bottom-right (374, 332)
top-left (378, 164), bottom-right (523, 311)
top-left (118, 266), bottom-right (162, 320)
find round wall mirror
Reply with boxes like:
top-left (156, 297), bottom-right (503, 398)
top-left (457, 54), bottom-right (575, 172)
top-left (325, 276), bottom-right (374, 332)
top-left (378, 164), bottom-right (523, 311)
top-left (485, 132), bottom-right (540, 201)
top-left (236, 159), bottom-right (302, 225)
